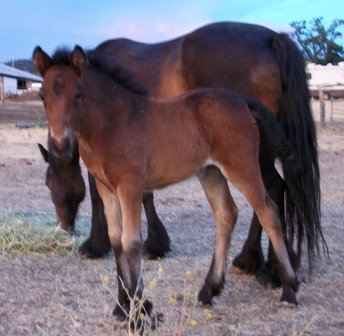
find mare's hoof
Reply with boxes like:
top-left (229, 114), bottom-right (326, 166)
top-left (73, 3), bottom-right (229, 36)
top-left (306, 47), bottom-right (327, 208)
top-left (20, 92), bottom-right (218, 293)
top-left (232, 248), bottom-right (264, 275)
top-left (255, 266), bottom-right (281, 289)
top-left (113, 303), bottom-right (130, 321)
top-left (142, 235), bottom-right (171, 260)
top-left (78, 238), bottom-right (110, 259)
top-left (280, 286), bottom-right (298, 305)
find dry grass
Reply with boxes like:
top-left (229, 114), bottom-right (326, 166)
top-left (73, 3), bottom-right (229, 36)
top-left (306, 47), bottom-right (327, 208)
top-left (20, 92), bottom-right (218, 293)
top-left (0, 104), bottom-right (344, 335)
top-left (0, 211), bottom-right (85, 256)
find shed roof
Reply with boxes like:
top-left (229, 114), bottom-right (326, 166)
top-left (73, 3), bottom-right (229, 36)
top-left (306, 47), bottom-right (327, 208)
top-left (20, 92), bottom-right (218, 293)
top-left (0, 63), bottom-right (42, 82)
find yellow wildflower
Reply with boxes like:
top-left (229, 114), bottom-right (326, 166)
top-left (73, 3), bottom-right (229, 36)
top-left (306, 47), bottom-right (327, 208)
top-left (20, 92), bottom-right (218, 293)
top-left (149, 278), bottom-right (157, 287)
top-left (190, 319), bottom-right (197, 327)
top-left (100, 274), bottom-right (110, 283)
top-left (170, 295), bottom-right (175, 304)
top-left (158, 265), bottom-right (164, 274)
top-left (186, 271), bottom-right (193, 281)
top-left (204, 308), bottom-right (212, 320)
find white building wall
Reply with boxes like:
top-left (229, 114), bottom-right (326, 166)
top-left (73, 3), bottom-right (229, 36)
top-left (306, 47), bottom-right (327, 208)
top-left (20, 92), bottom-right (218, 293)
top-left (3, 76), bottom-right (17, 94)
top-left (307, 63), bottom-right (344, 86)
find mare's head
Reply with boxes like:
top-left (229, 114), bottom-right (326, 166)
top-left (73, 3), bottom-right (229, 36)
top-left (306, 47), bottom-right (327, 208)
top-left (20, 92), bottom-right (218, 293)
top-left (33, 46), bottom-right (87, 159)
top-left (38, 143), bottom-right (85, 231)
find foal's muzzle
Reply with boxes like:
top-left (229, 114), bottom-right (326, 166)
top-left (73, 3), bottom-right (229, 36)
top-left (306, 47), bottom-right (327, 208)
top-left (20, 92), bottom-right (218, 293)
top-left (48, 129), bottom-right (77, 160)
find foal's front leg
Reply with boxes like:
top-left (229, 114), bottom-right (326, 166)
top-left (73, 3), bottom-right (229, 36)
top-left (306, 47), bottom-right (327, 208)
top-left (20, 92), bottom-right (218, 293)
top-left (95, 181), bottom-right (131, 320)
top-left (117, 181), bottom-right (153, 321)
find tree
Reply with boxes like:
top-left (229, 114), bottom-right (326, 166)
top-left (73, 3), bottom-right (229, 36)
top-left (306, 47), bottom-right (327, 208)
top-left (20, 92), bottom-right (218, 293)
top-left (4, 59), bottom-right (37, 75)
top-left (290, 17), bottom-right (344, 65)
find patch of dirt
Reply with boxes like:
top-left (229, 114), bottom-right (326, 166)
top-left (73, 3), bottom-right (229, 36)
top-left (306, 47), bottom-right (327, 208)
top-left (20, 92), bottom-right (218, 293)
top-left (0, 101), bottom-right (344, 335)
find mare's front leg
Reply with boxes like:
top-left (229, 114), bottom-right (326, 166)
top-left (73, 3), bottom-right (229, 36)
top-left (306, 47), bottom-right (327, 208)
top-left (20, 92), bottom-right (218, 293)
top-left (142, 191), bottom-right (171, 259)
top-left (197, 166), bottom-right (238, 305)
top-left (79, 173), bottom-right (112, 258)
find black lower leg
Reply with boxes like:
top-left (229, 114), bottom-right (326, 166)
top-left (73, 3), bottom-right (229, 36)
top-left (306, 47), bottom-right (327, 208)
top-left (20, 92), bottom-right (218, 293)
top-left (142, 191), bottom-right (171, 259)
top-left (113, 277), bottom-right (131, 321)
top-left (232, 215), bottom-right (264, 274)
top-left (79, 173), bottom-right (111, 258)
top-left (198, 256), bottom-right (225, 305)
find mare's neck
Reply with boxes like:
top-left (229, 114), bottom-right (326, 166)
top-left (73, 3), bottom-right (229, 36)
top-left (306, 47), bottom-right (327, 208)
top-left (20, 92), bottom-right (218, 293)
top-left (75, 67), bottom-right (147, 139)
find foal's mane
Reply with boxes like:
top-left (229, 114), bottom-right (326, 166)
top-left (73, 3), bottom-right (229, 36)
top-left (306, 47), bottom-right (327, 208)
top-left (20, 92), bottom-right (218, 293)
top-left (51, 47), bottom-right (148, 95)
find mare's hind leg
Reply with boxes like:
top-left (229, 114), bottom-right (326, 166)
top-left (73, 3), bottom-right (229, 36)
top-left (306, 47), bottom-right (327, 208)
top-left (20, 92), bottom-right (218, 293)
top-left (142, 191), bottom-right (171, 259)
top-left (197, 166), bottom-right (238, 305)
top-left (79, 173), bottom-right (111, 258)
top-left (232, 214), bottom-right (264, 275)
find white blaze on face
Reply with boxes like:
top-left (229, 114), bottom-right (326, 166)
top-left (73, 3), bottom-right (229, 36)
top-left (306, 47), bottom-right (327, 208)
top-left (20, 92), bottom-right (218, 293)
top-left (49, 126), bottom-right (69, 145)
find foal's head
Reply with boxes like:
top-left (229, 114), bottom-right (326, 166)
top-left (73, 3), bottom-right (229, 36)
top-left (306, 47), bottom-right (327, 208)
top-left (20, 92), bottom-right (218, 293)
top-left (33, 46), bottom-right (87, 159)
top-left (38, 143), bottom-right (85, 231)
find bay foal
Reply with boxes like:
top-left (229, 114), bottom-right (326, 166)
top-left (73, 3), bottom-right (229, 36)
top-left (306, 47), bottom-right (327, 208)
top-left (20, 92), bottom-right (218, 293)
top-left (34, 46), bottom-right (301, 322)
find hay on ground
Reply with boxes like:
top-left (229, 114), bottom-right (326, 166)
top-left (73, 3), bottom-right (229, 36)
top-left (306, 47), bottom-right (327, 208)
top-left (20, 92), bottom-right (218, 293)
top-left (0, 211), bottom-right (84, 256)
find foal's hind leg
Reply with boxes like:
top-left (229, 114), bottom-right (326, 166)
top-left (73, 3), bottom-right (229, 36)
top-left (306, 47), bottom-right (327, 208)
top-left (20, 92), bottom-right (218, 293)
top-left (232, 148), bottom-right (280, 277)
top-left (142, 191), bottom-right (171, 259)
top-left (255, 164), bottom-right (285, 288)
top-left (226, 164), bottom-right (299, 304)
top-left (197, 166), bottom-right (238, 305)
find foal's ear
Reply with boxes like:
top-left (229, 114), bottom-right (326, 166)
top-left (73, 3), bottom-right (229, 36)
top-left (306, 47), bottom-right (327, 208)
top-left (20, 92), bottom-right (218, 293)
top-left (70, 45), bottom-right (86, 75)
top-left (32, 46), bottom-right (52, 77)
top-left (37, 143), bottom-right (49, 162)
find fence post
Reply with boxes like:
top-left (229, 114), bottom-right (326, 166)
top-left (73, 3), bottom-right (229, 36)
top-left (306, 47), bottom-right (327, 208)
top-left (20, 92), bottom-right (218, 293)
top-left (0, 77), bottom-right (4, 102)
top-left (319, 88), bottom-right (326, 126)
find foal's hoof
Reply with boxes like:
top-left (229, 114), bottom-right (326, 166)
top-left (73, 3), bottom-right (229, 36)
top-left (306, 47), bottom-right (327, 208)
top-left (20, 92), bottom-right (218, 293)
top-left (113, 303), bottom-right (130, 321)
top-left (198, 280), bottom-right (224, 306)
top-left (198, 286), bottom-right (213, 306)
top-left (129, 299), bottom-right (154, 331)
top-left (232, 248), bottom-right (264, 275)
top-left (78, 238), bottom-right (110, 259)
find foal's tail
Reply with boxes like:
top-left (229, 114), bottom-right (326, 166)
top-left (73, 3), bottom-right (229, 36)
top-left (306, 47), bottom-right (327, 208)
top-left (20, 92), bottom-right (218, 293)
top-left (245, 97), bottom-right (328, 270)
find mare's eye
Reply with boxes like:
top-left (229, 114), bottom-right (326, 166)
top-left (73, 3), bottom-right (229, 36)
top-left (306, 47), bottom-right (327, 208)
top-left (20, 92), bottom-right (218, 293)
top-left (73, 92), bottom-right (84, 106)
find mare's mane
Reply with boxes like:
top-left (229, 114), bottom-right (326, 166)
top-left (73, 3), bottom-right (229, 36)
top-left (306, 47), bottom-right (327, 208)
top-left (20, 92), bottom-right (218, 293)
top-left (51, 47), bottom-right (148, 95)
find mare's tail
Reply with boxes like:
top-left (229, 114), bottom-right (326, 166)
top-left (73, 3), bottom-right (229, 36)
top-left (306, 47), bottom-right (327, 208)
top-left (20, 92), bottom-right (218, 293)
top-left (246, 97), bottom-right (328, 270)
top-left (271, 33), bottom-right (328, 267)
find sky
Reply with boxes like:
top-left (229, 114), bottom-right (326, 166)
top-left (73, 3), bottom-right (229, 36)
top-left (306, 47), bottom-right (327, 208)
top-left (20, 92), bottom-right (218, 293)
top-left (0, 0), bottom-right (343, 63)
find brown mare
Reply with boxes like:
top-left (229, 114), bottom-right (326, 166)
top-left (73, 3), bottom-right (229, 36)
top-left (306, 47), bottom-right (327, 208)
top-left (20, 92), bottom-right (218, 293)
top-left (33, 45), bottom-right (307, 321)
top-left (37, 22), bottom-right (325, 287)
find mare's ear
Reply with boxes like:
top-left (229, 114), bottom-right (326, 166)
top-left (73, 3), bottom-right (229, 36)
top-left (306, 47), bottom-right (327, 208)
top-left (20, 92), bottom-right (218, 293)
top-left (37, 143), bottom-right (49, 162)
top-left (32, 46), bottom-right (51, 77)
top-left (70, 45), bottom-right (86, 75)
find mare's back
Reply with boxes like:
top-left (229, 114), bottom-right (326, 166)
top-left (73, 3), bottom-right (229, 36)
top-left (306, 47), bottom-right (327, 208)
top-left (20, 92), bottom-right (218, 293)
top-left (93, 22), bottom-right (280, 104)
